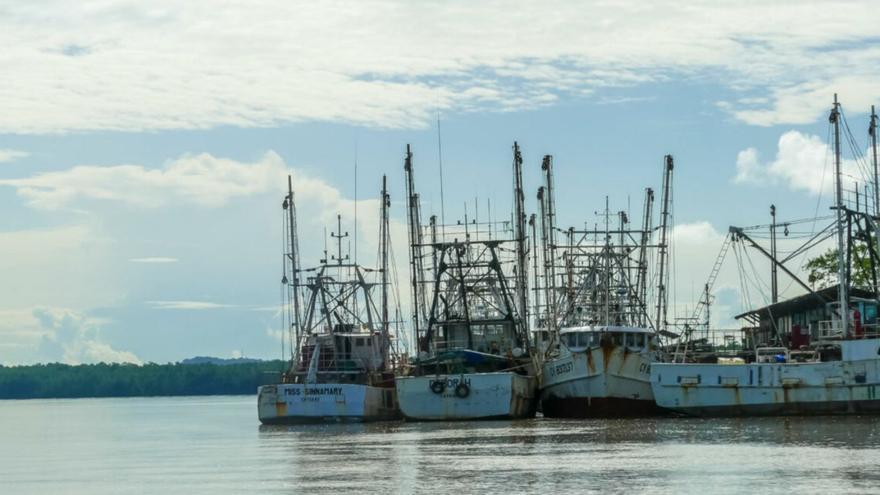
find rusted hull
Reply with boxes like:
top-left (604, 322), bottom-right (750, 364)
top-left (257, 383), bottom-right (400, 424)
top-left (651, 351), bottom-right (880, 417)
top-left (395, 372), bottom-right (537, 421)
top-left (540, 344), bottom-right (661, 418)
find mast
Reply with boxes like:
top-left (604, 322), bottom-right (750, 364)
top-left (636, 187), bottom-right (654, 327)
top-left (404, 145), bottom-right (427, 351)
top-left (542, 155), bottom-right (558, 331)
top-left (830, 94), bottom-right (848, 335)
top-left (530, 213), bottom-right (542, 332)
top-left (538, 186), bottom-right (554, 333)
top-left (513, 142), bottom-right (530, 341)
top-left (655, 155), bottom-right (674, 335)
top-left (286, 175), bottom-right (303, 350)
top-left (770, 204), bottom-right (778, 304)
top-left (871, 105), bottom-right (878, 217)
top-left (380, 174), bottom-right (390, 368)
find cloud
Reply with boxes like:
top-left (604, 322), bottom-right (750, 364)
top-left (733, 130), bottom-right (869, 196)
top-left (0, 1), bottom-right (879, 133)
top-left (0, 151), bottom-right (288, 209)
top-left (0, 225), bottom-right (118, 310)
top-left (148, 301), bottom-right (235, 310)
top-left (0, 149), bottom-right (29, 163)
top-left (129, 257), bottom-right (178, 263)
top-left (32, 307), bottom-right (141, 364)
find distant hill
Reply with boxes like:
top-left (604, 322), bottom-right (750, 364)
top-left (180, 356), bottom-right (267, 366)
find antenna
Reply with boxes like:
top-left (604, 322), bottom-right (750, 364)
top-left (330, 214), bottom-right (350, 265)
top-left (437, 109), bottom-right (446, 233)
top-left (354, 138), bottom-right (358, 265)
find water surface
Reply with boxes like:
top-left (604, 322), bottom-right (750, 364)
top-left (1, 396), bottom-right (878, 494)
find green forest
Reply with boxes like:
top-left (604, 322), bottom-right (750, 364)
top-left (0, 360), bottom-right (285, 399)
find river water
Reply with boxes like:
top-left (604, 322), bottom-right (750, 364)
top-left (1, 395), bottom-right (879, 494)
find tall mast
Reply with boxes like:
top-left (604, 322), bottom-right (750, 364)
top-left (655, 155), bottom-right (674, 335)
top-left (286, 175), bottom-right (303, 350)
top-left (636, 187), bottom-right (654, 327)
top-left (770, 204), bottom-right (778, 304)
top-left (513, 142), bottom-right (530, 342)
top-left (542, 155), bottom-right (558, 331)
top-left (871, 105), bottom-right (878, 217)
top-left (538, 187), bottom-right (554, 332)
top-left (404, 144), bottom-right (426, 351)
top-left (380, 174), bottom-right (390, 367)
top-left (830, 94), bottom-right (848, 335)
top-left (529, 213), bottom-right (542, 332)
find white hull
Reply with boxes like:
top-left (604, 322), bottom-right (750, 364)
top-left (258, 383), bottom-right (399, 423)
top-left (395, 372), bottom-right (537, 421)
top-left (540, 346), bottom-right (660, 417)
top-left (651, 339), bottom-right (880, 416)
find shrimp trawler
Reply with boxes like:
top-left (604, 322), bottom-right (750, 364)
top-left (258, 176), bottom-right (400, 424)
top-left (394, 143), bottom-right (538, 420)
top-left (651, 96), bottom-right (880, 416)
top-left (538, 156), bottom-right (675, 417)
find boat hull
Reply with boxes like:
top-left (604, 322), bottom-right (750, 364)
top-left (395, 372), bottom-right (537, 421)
top-left (540, 345), bottom-right (661, 417)
top-left (651, 357), bottom-right (880, 417)
top-left (257, 383), bottom-right (399, 424)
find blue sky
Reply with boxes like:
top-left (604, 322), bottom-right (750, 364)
top-left (1, 1), bottom-right (879, 364)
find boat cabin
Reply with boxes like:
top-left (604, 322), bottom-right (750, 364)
top-left (560, 326), bottom-right (655, 353)
top-left (297, 327), bottom-right (385, 375)
top-left (735, 285), bottom-right (879, 349)
top-left (431, 320), bottom-right (520, 355)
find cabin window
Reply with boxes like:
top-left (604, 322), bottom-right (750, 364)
top-left (635, 333), bottom-right (645, 348)
top-left (625, 333), bottom-right (635, 348)
top-left (355, 338), bottom-right (365, 347)
top-left (612, 333), bottom-right (624, 346)
top-left (565, 333), bottom-right (577, 348)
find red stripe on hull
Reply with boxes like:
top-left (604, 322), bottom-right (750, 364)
top-left (542, 397), bottom-right (666, 418)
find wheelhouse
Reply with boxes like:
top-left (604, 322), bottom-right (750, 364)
top-left (560, 326), bottom-right (655, 353)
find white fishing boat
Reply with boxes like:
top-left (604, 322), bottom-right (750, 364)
top-left (536, 156), bottom-right (675, 417)
top-left (541, 326), bottom-right (662, 417)
top-left (258, 176), bottom-right (400, 424)
top-left (394, 143), bottom-right (538, 421)
top-left (651, 96), bottom-right (880, 417)
top-left (651, 335), bottom-right (880, 416)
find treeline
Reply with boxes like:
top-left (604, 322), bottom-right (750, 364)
top-left (0, 360), bottom-right (285, 399)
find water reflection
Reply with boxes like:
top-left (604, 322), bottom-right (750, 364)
top-left (256, 415), bottom-right (880, 493)
top-left (2, 397), bottom-right (880, 495)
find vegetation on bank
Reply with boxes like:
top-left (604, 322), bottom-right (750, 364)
top-left (0, 360), bottom-right (285, 399)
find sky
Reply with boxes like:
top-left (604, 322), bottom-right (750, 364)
top-left (1, 1), bottom-right (880, 365)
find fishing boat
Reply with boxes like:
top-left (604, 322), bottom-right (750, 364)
top-left (537, 156), bottom-right (674, 417)
top-left (651, 95), bottom-right (880, 416)
top-left (394, 143), bottom-right (538, 420)
top-left (258, 176), bottom-right (400, 423)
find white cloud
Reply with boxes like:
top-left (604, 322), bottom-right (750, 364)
top-left (129, 257), bottom-right (178, 263)
top-left (0, 149), bottom-right (29, 163)
top-left (0, 151), bottom-right (288, 209)
top-left (0, 225), bottom-right (118, 310)
top-left (732, 130), bottom-right (869, 196)
top-left (31, 307), bottom-right (141, 364)
top-left (148, 301), bottom-right (235, 310)
top-left (733, 148), bottom-right (761, 184)
top-left (0, 1), bottom-right (878, 133)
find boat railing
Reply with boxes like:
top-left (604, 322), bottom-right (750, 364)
top-left (817, 320), bottom-right (880, 339)
top-left (817, 320), bottom-right (845, 339)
